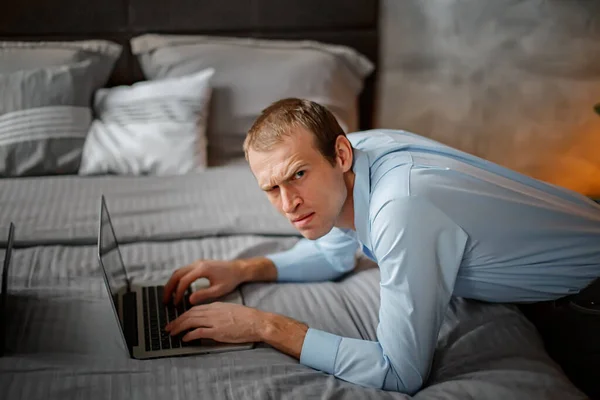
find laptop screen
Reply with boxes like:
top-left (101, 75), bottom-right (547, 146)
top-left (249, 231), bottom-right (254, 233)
top-left (98, 197), bottom-right (130, 313)
top-left (1, 223), bottom-right (15, 308)
top-left (1, 222), bottom-right (15, 356)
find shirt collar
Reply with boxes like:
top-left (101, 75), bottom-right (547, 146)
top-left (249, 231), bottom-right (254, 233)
top-left (351, 148), bottom-right (372, 248)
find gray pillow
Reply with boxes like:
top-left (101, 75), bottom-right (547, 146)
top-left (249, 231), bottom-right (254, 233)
top-left (0, 40), bottom-right (119, 78)
top-left (130, 34), bottom-right (374, 166)
top-left (0, 40), bottom-right (121, 177)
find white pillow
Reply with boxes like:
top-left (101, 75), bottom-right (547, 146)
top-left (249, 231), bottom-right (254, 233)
top-left (79, 68), bottom-right (214, 176)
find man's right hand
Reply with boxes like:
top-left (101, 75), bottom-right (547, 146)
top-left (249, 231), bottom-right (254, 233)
top-left (162, 257), bottom-right (278, 306)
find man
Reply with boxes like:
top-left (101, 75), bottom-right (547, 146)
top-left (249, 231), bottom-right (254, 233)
top-left (164, 98), bottom-right (600, 397)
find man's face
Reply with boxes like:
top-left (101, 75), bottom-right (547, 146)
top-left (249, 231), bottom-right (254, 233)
top-left (248, 128), bottom-right (349, 240)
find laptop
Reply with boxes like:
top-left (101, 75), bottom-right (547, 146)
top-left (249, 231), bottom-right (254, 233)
top-left (0, 222), bottom-right (15, 357)
top-left (96, 195), bottom-right (253, 359)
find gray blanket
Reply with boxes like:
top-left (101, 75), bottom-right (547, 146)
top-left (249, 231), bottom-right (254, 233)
top-left (0, 237), bottom-right (586, 399)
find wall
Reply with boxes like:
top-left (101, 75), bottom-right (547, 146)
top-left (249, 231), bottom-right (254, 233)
top-left (376, 0), bottom-right (600, 197)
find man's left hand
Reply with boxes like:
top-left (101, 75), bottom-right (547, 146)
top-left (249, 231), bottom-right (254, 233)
top-left (165, 302), bottom-right (264, 343)
top-left (164, 302), bottom-right (309, 359)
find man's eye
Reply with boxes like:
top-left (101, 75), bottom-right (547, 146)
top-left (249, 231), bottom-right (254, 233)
top-left (294, 171), bottom-right (305, 179)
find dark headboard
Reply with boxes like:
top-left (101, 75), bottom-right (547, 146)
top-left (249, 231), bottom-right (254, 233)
top-left (1, 0), bottom-right (379, 129)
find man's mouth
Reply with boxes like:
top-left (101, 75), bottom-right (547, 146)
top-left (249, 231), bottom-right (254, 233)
top-left (291, 212), bottom-right (314, 224)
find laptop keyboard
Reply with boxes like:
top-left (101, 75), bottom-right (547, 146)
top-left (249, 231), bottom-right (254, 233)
top-left (142, 285), bottom-right (194, 351)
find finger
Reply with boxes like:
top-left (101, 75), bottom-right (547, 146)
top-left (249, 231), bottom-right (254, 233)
top-left (169, 316), bottom-right (210, 337)
top-left (174, 267), bottom-right (208, 305)
top-left (165, 305), bottom-right (210, 332)
top-left (182, 327), bottom-right (214, 342)
top-left (163, 265), bottom-right (194, 303)
top-left (189, 286), bottom-right (221, 305)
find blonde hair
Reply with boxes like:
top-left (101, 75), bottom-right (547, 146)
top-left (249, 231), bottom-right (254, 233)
top-left (244, 98), bottom-right (347, 165)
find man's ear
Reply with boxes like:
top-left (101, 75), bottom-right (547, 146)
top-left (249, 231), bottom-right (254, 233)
top-left (335, 135), bottom-right (354, 172)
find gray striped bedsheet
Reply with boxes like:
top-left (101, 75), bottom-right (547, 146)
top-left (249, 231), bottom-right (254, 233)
top-left (0, 237), bottom-right (586, 400)
top-left (0, 165), bottom-right (297, 247)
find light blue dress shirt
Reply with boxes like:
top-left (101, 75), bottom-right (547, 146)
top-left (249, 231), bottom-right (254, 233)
top-left (266, 129), bottom-right (600, 395)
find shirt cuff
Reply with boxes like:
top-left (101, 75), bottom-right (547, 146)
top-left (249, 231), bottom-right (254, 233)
top-left (299, 328), bottom-right (342, 375)
top-left (265, 251), bottom-right (297, 281)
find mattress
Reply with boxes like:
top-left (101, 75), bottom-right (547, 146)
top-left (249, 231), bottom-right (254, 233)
top-left (0, 237), bottom-right (586, 399)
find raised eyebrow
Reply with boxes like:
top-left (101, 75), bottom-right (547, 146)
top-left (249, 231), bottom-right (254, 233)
top-left (287, 164), bottom-right (307, 178)
top-left (280, 165), bottom-right (307, 183)
top-left (261, 164), bottom-right (307, 191)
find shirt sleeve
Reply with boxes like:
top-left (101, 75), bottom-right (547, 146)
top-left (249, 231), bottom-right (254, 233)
top-left (299, 196), bottom-right (468, 394)
top-left (265, 227), bottom-right (361, 282)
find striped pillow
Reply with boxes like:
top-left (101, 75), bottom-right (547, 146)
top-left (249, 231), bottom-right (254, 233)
top-left (0, 41), bottom-right (121, 177)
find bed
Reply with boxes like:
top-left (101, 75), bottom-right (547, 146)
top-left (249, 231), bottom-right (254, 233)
top-left (0, 0), bottom-right (589, 399)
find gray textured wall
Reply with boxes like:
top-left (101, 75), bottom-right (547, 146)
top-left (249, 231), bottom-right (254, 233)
top-left (376, 0), bottom-right (600, 196)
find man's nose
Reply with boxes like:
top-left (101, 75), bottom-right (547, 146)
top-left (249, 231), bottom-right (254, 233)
top-left (281, 187), bottom-right (300, 213)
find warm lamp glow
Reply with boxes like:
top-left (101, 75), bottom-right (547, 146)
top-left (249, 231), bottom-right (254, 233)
top-left (535, 109), bottom-right (600, 198)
